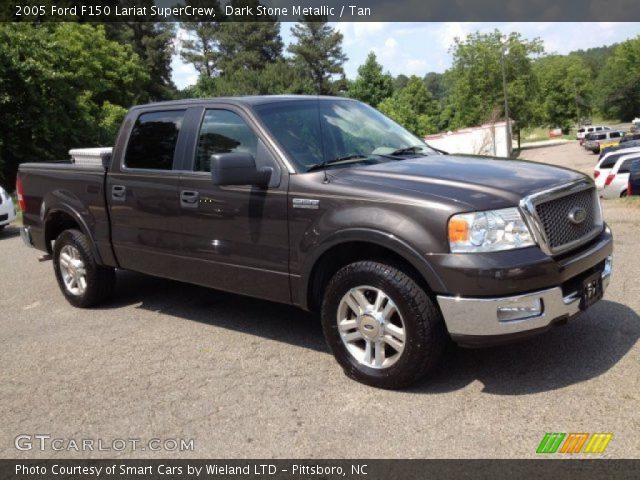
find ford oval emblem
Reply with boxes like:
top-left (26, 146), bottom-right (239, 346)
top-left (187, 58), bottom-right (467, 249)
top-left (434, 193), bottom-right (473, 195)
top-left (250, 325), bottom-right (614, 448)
top-left (568, 207), bottom-right (587, 224)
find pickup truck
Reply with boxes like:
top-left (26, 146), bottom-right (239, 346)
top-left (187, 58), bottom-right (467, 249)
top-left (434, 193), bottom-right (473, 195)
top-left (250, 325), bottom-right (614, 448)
top-left (17, 96), bottom-right (613, 389)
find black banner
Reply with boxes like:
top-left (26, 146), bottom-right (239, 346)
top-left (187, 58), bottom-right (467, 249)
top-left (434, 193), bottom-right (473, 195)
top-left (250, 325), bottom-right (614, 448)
top-left (3, 460), bottom-right (640, 480)
top-left (5, 0), bottom-right (640, 22)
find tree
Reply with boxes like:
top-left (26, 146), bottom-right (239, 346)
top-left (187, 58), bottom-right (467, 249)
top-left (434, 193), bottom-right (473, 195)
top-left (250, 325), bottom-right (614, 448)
top-left (423, 72), bottom-right (447, 102)
top-left (0, 23), bottom-right (147, 190)
top-left (535, 55), bottom-right (592, 129)
top-left (187, 60), bottom-right (314, 97)
top-left (179, 0), bottom-right (225, 78)
top-left (216, 0), bottom-right (283, 73)
top-left (378, 76), bottom-right (440, 136)
top-left (596, 36), bottom-right (640, 121)
top-left (445, 30), bottom-right (543, 136)
top-left (105, 21), bottom-right (176, 101)
top-left (393, 74), bottom-right (409, 91)
top-left (347, 52), bottom-right (394, 107)
top-left (288, 16), bottom-right (347, 94)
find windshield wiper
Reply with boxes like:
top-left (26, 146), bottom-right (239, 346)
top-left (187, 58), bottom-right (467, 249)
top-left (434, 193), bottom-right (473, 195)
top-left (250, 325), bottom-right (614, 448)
top-left (389, 145), bottom-right (428, 156)
top-left (306, 154), bottom-right (369, 172)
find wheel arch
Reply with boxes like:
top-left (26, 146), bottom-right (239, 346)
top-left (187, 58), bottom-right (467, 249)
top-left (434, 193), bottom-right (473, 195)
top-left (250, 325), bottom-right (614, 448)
top-left (44, 206), bottom-right (103, 264)
top-left (300, 229), bottom-right (446, 312)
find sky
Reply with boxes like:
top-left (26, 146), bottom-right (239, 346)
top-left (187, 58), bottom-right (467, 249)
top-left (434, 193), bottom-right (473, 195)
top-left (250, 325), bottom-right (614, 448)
top-left (171, 22), bottom-right (640, 89)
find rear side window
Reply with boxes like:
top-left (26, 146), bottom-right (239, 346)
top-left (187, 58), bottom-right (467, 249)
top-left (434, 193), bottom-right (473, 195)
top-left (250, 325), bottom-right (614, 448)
top-left (194, 110), bottom-right (258, 172)
top-left (597, 133), bottom-right (607, 140)
top-left (125, 110), bottom-right (186, 170)
top-left (601, 154), bottom-right (621, 169)
top-left (595, 127), bottom-right (603, 131)
top-left (578, 128), bottom-right (585, 133)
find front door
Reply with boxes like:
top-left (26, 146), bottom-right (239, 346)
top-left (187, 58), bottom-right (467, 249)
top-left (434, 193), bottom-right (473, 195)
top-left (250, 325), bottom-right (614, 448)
top-left (178, 107), bottom-right (291, 303)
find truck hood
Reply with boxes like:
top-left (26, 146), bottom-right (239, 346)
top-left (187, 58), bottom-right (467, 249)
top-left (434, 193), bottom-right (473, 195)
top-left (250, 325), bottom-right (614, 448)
top-left (335, 154), bottom-right (587, 210)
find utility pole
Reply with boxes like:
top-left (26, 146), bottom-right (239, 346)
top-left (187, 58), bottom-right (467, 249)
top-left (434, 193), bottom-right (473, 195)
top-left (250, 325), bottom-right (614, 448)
top-left (573, 79), bottom-right (580, 127)
top-left (500, 39), bottom-right (512, 156)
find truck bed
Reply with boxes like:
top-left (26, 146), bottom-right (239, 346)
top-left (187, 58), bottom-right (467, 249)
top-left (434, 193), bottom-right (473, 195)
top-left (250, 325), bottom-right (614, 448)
top-left (18, 162), bottom-right (114, 265)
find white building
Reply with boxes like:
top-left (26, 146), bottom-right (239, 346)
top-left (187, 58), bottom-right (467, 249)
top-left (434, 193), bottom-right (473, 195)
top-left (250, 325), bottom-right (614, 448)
top-left (425, 120), bottom-right (514, 158)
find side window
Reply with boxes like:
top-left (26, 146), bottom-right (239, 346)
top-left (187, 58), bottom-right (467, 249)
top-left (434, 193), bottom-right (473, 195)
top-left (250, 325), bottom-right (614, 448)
top-left (125, 110), bottom-right (186, 170)
top-left (195, 110), bottom-right (258, 172)
top-left (610, 132), bottom-right (621, 138)
top-left (595, 127), bottom-right (603, 132)
top-left (602, 155), bottom-right (619, 169)
top-left (619, 158), bottom-right (637, 174)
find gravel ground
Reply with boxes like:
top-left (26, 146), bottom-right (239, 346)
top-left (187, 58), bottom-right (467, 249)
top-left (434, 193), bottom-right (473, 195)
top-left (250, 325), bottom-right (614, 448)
top-left (1, 142), bottom-right (638, 459)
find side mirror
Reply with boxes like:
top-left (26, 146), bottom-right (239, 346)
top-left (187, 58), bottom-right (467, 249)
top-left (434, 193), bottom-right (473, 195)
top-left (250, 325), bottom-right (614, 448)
top-left (210, 152), bottom-right (272, 188)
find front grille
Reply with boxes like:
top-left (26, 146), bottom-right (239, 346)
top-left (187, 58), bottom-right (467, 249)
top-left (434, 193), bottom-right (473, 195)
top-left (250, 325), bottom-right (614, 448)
top-left (0, 214), bottom-right (7, 222)
top-left (534, 187), bottom-right (600, 253)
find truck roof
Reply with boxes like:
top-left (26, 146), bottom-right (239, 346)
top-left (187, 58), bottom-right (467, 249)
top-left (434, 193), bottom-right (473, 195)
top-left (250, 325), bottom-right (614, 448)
top-left (129, 95), bottom-right (354, 110)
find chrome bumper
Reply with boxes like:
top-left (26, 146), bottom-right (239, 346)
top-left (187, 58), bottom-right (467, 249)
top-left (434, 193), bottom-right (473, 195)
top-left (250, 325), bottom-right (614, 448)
top-left (437, 255), bottom-right (612, 338)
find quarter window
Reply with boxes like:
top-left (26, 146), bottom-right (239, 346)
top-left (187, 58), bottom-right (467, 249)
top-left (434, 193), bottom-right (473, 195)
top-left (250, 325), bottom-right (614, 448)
top-left (195, 110), bottom-right (258, 172)
top-left (125, 110), bottom-right (185, 170)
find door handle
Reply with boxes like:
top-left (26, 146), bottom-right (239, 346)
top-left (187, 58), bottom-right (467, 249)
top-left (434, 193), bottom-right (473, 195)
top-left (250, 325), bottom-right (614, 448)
top-left (112, 185), bottom-right (126, 201)
top-left (180, 190), bottom-right (200, 208)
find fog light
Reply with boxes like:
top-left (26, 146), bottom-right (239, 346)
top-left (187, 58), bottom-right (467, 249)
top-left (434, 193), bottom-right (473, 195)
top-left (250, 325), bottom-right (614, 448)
top-left (497, 298), bottom-right (542, 322)
top-left (602, 255), bottom-right (613, 279)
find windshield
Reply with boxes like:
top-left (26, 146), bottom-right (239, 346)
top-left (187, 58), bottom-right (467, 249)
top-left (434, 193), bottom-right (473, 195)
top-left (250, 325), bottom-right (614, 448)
top-left (253, 99), bottom-right (436, 172)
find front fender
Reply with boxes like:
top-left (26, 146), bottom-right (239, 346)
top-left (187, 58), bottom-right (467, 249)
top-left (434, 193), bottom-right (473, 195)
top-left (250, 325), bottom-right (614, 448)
top-left (296, 227), bottom-right (448, 310)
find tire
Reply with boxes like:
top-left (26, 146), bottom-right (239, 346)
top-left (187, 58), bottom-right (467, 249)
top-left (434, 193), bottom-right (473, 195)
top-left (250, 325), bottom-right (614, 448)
top-left (620, 190), bottom-right (627, 198)
top-left (53, 229), bottom-right (115, 308)
top-left (320, 261), bottom-right (446, 389)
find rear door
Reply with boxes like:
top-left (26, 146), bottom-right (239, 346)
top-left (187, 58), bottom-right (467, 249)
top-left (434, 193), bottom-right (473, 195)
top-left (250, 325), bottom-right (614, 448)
top-left (107, 108), bottom-right (190, 278)
top-left (177, 105), bottom-right (291, 303)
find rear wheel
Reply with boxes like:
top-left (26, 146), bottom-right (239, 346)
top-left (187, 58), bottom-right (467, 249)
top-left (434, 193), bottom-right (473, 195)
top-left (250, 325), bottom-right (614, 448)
top-left (53, 229), bottom-right (115, 308)
top-left (621, 190), bottom-right (628, 198)
top-left (321, 261), bottom-right (446, 389)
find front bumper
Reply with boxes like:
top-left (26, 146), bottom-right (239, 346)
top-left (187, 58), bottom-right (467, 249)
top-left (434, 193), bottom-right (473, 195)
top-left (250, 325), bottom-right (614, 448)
top-left (438, 254), bottom-right (612, 347)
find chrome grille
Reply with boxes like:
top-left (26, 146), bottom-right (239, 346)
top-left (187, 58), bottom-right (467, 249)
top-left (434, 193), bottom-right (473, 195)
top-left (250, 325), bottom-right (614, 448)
top-left (533, 187), bottom-right (601, 253)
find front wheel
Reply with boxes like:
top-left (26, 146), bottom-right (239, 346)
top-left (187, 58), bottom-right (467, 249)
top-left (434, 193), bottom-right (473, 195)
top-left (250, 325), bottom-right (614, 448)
top-left (53, 229), bottom-right (115, 308)
top-left (321, 261), bottom-right (446, 389)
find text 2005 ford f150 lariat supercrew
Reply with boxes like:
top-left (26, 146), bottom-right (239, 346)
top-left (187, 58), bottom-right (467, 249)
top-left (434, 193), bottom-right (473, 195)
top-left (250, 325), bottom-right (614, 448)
top-left (17, 96), bottom-right (613, 388)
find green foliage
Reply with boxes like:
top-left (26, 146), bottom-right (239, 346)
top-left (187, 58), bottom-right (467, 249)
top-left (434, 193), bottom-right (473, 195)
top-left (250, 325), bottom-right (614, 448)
top-left (570, 44), bottom-right (617, 79)
top-left (423, 72), bottom-right (447, 102)
top-left (535, 55), bottom-right (592, 129)
top-left (288, 17), bottom-right (347, 95)
top-left (378, 76), bottom-right (439, 137)
top-left (445, 30), bottom-right (543, 131)
top-left (105, 18), bottom-right (177, 101)
top-left (0, 23), bottom-right (147, 189)
top-left (596, 36), bottom-right (640, 121)
top-left (217, 1), bottom-right (283, 73)
top-left (347, 52), bottom-right (393, 107)
top-left (179, 0), bottom-right (225, 77)
top-left (187, 60), bottom-right (314, 97)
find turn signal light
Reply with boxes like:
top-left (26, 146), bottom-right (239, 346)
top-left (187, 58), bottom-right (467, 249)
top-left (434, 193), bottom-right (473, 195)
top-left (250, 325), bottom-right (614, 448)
top-left (448, 217), bottom-right (469, 243)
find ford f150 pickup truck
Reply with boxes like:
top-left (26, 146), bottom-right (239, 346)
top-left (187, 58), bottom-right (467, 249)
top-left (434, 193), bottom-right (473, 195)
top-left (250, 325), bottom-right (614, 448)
top-left (17, 96), bottom-right (613, 389)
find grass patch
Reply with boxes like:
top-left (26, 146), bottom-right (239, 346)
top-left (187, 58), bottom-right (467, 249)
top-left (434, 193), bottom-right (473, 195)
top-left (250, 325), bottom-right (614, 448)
top-left (520, 127), bottom-right (574, 143)
top-left (615, 195), bottom-right (640, 208)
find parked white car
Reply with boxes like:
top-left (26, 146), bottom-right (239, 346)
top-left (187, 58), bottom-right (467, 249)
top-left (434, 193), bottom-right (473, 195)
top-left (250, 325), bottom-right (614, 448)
top-left (577, 125), bottom-right (611, 141)
top-left (601, 153), bottom-right (640, 199)
top-left (595, 147), bottom-right (640, 190)
top-left (0, 186), bottom-right (17, 230)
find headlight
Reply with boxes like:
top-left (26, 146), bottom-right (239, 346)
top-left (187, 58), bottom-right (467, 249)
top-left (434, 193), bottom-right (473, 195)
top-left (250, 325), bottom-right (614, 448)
top-left (0, 187), bottom-right (8, 201)
top-left (448, 207), bottom-right (535, 253)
